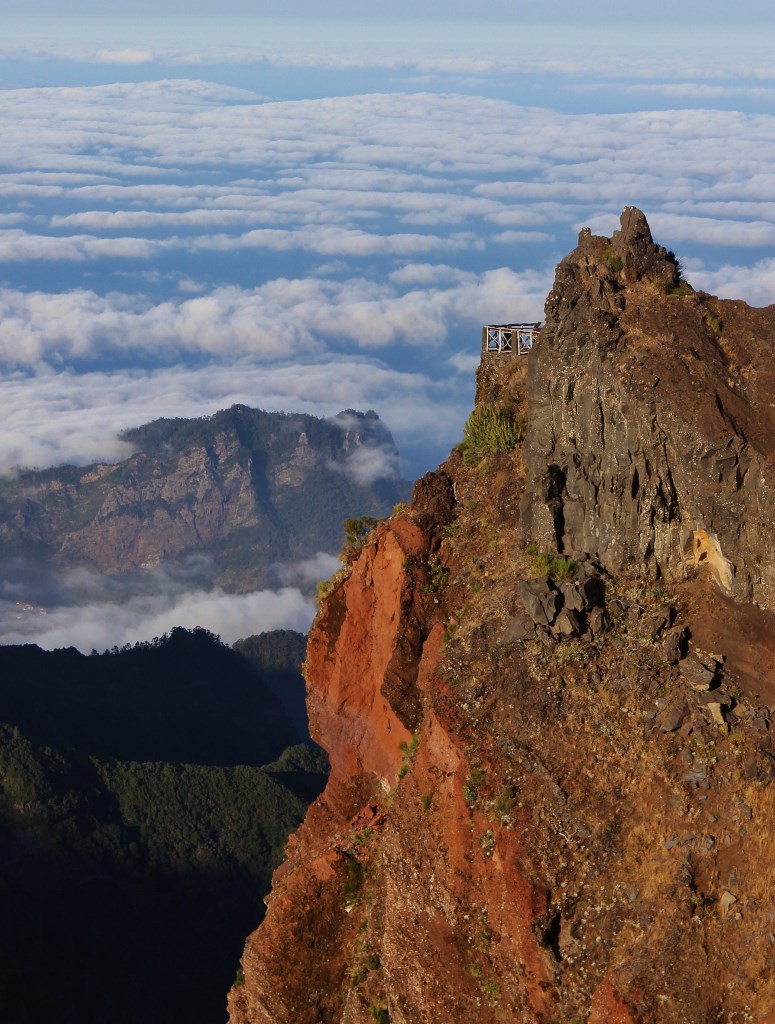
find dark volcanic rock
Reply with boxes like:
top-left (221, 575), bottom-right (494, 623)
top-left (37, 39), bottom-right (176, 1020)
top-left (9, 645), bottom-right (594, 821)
top-left (516, 579), bottom-right (560, 626)
top-left (522, 207), bottom-right (775, 613)
top-left (552, 607), bottom-right (584, 638)
top-left (411, 469), bottom-right (456, 534)
top-left (500, 613), bottom-right (535, 644)
top-left (660, 626), bottom-right (689, 664)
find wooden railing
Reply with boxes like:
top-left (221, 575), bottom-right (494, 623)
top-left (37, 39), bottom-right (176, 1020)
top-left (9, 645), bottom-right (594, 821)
top-left (482, 323), bottom-right (541, 355)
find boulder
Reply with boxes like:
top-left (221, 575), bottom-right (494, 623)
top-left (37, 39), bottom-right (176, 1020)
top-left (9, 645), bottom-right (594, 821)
top-left (553, 608), bottom-right (584, 638)
top-left (516, 579), bottom-right (560, 627)
top-left (587, 606), bottom-right (610, 636)
top-left (657, 702), bottom-right (686, 732)
top-left (660, 627), bottom-right (689, 665)
top-left (500, 614), bottom-right (535, 644)
top-left (560, 582), bottom-right (586, 612)
top-left (680, 659), bottom-right (717, 692)
top-left (706, 702), bottom-right (727, 726)
top-left (643, 606), bottom-right (675, 640)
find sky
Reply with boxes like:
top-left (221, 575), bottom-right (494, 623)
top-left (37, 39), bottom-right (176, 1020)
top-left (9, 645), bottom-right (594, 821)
top-left (2, 6), bottom-right (775, 649)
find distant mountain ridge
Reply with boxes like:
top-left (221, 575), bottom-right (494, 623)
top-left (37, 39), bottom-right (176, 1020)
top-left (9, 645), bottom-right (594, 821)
top-left (0, 404), bottom-right (410, 592)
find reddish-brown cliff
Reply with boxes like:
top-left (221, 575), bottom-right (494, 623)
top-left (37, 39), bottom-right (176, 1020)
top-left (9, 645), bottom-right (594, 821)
top-left (229, 211), bottom-right (775, 1024)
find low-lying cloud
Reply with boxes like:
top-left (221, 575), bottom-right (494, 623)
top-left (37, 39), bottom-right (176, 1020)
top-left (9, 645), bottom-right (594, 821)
top-left (0, 264), bottom-right (551, 372)
top-left (0, 585), bottom-right (315, 653)
top-left (0, 357), bottom-right (469, 480)
top-left (95, 48), bottom-right (155, 65)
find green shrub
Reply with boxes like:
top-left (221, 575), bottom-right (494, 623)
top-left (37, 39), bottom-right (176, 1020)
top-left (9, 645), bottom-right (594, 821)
top-left (342, 858), bottom-right (365, 909)
top-left (397, 731), bottom-right (420, 781)
top-left (482, 980), bottom-right (501, 1005)
top-left (352, 827), bottom-right (372, 847)
top-left (491, 785), bottom-right (515, 820)
top-left (464, 767), bottom-right (486, 805)
top-left (602, 245), bottom-right (623, 273)
top-left (529, 549), bottom-right (577, 580)
top-left (459, 405), bottom-right (525, 465)
top-left (423, 555), bottom-right (449, 594)
top-left (340, 516), bottom-right (378, 563)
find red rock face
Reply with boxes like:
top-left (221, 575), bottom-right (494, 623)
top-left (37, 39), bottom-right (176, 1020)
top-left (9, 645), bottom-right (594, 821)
top-left (228, 507), bottom-right (565, 1024)
top-left (305, 519), bottom-right (426, 806)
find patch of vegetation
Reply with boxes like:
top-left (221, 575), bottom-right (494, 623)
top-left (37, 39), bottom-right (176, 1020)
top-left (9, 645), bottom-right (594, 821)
top-left (459, 404), bottom-right (525, 465)
top-left (398, 731), bottom-right (420, 780)
top-left (352, 827), bottom-right (373, 847)
top-left (341, 515), bottom-right (379, 564)
top-left (316, 566), bottom-right (349, 608)
top-left (665, 248), bottom-right (684, 279)
top-left (369, 1005), bottom-right (390, 1024)
top-left (480, 829), bottom-right (496, 857)
top-left (526, 544), bottom-right (577, 580)
top-left (602, 245), bottom-right (623, 273)
top-left (423, 555), bottom-right (450, 594)
top-left (342, 857), bottom-right (366, 910)
top-left (552, 640), bottom-right (592, 667)
top-left (464, 767), bottom-right (486, 806)
top-left (443, 519), bottom-right (460, 539)
top-left (654, 278), bottom-right (692, 298)
top-left (482, 980), bottom-right (502, 1005)
top-left (491, 785), bottom-right (516, 821)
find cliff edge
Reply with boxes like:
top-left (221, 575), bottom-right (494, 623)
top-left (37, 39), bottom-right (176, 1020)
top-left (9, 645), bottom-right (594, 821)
top-left (228, 209), bottom-right (775, 1024)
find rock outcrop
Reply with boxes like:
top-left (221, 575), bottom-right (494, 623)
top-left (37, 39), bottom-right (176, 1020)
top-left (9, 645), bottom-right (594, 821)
top-left (228, 211), bottom-right (775, 1024)
top-left (522, 206), bottom-right (775, 611)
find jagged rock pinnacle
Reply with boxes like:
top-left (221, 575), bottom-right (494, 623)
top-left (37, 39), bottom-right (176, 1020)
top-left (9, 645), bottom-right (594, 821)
top-left (526, 207), bottom-right (775, 613)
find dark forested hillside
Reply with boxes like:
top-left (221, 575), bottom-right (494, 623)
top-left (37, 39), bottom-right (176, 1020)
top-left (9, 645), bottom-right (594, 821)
top-left (0, 627), bottom-right (299, 764)
top-left (233, 629), bottom-right (309, 742)
top-left (0, 628), bottom-right (327, 1024)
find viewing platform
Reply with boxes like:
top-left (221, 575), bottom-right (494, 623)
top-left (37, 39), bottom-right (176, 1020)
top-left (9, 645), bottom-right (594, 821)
top-left (482, 323), bottom-right (542, 355)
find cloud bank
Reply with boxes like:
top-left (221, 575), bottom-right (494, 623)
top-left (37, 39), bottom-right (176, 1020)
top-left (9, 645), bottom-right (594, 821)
top-left (0, 585), bottom-right (316, 653)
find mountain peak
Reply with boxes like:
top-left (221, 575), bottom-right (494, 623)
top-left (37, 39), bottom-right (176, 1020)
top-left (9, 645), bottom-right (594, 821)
top-left (229, 212), bottom-right (775, 1024)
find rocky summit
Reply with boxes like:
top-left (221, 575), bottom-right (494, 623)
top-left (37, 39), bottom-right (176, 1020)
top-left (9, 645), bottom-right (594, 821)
top-left (0, 405), bottom-right (409, 592)
top-left (227, 209), bottom-right (775, 1024)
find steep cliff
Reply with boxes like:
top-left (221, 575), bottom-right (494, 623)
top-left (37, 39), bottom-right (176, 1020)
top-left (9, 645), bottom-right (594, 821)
top-left (228, 210), bottom-right (775, 1024)
top-left (0, 406), bottom-right (408, 593)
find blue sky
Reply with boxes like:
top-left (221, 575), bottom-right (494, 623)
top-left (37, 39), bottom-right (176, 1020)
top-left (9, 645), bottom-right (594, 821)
top-left (4, 1), bottom-right (772, 22)
top-left (2, 8), bottom-right (775, 646)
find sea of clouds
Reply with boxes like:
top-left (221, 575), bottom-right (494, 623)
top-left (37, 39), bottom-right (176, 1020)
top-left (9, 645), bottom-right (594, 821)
top-left (2, 16), bottom-right (775, 649)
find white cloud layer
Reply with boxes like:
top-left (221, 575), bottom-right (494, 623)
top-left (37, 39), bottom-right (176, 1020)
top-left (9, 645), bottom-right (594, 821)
top-left (0, 357), bottom-right (469, 478)
top-left (1, 18), bottom-right (774, 82)
top-left (0, 585), bottom-right (316, 652)
top-left (0, 264), bottom-right (550, 371)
